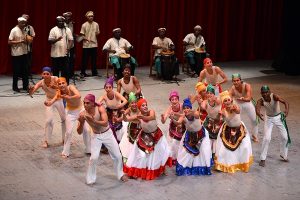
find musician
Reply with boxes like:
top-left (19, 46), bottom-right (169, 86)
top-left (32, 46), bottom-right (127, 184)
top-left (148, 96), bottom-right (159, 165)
top-left (48, 16), bottom-right (73, 84)
top-left (63, 12), bottom-right (76, 78)
top-left (103, 28), bottom-right (138, 80)
top-left (79, 11), bottom-right (100, 77)
top-left (152, 28), bottom-right (179, 80)
top-left (183, 25), bottom-right (206, 76)
top-left (22, 14), bottom-right (35, 79)
top-left (8, 17), bottom-right (29, 92)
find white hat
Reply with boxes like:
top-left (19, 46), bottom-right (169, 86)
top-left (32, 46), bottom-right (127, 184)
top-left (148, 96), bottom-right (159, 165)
top-left (56, 16), bottom-right (65, 20)
top-left (17, 17), bottom-right (27, 22)
top-left (86, 11), bottom-right (94, 17)
top-left (194, 25), bottom-right (202, 30)
top-left (63, 12), bottom-right (72, 17)
top-left (158, 27), bottom-right (166, 32)
top-left (113, 28), bottom-right (121, 32)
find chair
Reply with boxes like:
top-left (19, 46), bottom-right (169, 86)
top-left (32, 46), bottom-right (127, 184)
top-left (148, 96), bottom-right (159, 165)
top-left (106, 52), bottom-right (115, 78)
top-left (149, 45), bottom-right (156, 76)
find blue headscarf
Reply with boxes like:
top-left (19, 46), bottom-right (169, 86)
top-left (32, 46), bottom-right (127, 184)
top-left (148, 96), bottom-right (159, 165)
top-left (183, 98), bottom-right (192, 109)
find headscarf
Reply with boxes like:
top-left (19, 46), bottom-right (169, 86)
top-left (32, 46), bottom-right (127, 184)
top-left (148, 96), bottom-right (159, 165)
top-left (169, 90), bottom-right (179, 101)
top-left (220, 90), bottom-right (231, 103)
top-left (232, 73), bottom-right (241, 79)
top-left (261, 85), bottom-right (270, 92)
top-left (104, 76), bottom-right (114, 88)
top-left (203, 58), bottom-right (212, 65)
top-left (128, 92), bottom-right (137, 103)
top-left (84, 94), bottom-right (99, 106)
top-left (85, 11), bottom-right (94, 17)
top-left (183, 98), bottom-right (192, 109)
top-left (17, 17), bottom-right (27, 22)
top-left (194, 25), bottom-right (202, 30)
top-left (137, 98), bottom-right (147, 109)
top-left (42, 66), bottom-right (52, 73)
top-left (113, 28), bottom-right (121, 32)
top-left (158, 27), bottom-right (166, 32)
top-left (195, 82), bottom-right (206, 92)
top-left (206, 84), bottom-right (215, 94)
top-left (57, 77), bottom-right (67, 83)
top-left (56, 16), bottom-right (65, 21)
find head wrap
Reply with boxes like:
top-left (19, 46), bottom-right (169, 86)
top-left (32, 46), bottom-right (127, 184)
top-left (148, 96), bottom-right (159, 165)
top-left (261, 85), bottom-right (270, 92)
top-left (220, 90), bottom-right (231, 103)
top-left (56, 16), bottom-right (65, 21)
top-left (137, 98), bottom-right (147, 110)
top-left (183, 98), bottom-right (192, 109)
top-left (194, 25), bottom-right (202, 30)
top-left (195, 82), bottom-right (206, 92)
top-left (203, 58), bottom-right (212, 65)
top-left (158, 27), bottom-right (166, 32)
top-left (232, 73), bottom-right (241, 79)
top-left (63, 12), bottom-right (72, 17)
top-left (17, 17), bottom-right (27, 22)
top-left (113, 28), bottom-right (121, 32)
top-left (84, 94), bottom-right (99, 106)
top-left (128, 92), bottom-right (137, 103)
top-left (57, 77), bottom-right (67, 83)
top-left (85, 11), bottom-right (94, 17)
top-left (169, 90), bottom-right (179, 101)
top-left (42, 66), bottom-right (52, 73)
top-left (104, 76), bottom-right (114, 88)
top-left (206, 84), bottom-right (215, 94)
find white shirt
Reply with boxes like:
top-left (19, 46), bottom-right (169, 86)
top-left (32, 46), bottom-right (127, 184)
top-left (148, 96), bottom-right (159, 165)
top-left (183, 33), bottom-right (205, 52)
top-left (80, 21), bottom-right (100, 48)
top-left (103, 37), bottom-right (132, 57)
top-left (65, 22), bottom-right (74, 48)
top-left (8, 26), bottom-right (28, 56)
top-left (152, 37), bottom-right (174, 57)
top-left (48, 26), bottom-right (73, 58)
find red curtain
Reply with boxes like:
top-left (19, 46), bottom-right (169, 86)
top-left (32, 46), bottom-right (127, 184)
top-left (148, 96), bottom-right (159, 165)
top-left (0, 0), bottom-right (283, 74)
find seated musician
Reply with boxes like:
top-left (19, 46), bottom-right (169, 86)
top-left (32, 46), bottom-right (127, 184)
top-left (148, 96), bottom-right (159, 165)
top-left (183, 25), bottom-right (207, 77)
top-left (152, 28), bottom-right (179, 80)
top-left (103, 28), bottom-right (138, 80)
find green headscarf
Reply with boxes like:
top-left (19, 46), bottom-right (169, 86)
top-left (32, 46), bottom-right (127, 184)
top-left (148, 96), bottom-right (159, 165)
top-left (261, 85), bottom-right (270, 92)
top-left (128, 92), bottom-right (137, 103)
top-left (206, 84), bottom-right (215, 94)
top-left (232, 73), bottom-right (241, 79)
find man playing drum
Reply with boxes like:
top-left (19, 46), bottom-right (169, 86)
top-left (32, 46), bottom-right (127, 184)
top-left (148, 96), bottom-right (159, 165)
top-left (103, 28), bottom-right (138, 80)
top-left (152, 28), bottom-right (179, 80)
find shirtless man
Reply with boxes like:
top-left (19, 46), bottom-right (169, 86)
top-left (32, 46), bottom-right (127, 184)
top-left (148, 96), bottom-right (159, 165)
top-left (77, 94), bottom-right (128, 184)
top-left (29, 66), bottom-right (66, 148)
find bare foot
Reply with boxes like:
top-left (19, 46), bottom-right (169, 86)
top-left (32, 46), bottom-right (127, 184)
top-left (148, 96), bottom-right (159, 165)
top-left (41, 141), bottom-right (48, 148)
top-left (259, 160), bottom-right (265, 167)
top-left (163, 170), bottom-right (168, 176)
top-left (61, 154), bottom-right (69, 159)
top-left (252, 135), bottom-right (259, 143)
top-left (120, 175), bottom-right (129, 182)
top-left (280, 155), bottom-right (289, 162)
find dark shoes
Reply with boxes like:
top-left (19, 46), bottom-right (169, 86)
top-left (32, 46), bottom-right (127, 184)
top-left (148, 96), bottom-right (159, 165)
top-left (80, 73), bottom-right (91, 77)
top-left (259, 160), bottom-right (265, 167)
top-left (13, 88), bottom-right (20, 93)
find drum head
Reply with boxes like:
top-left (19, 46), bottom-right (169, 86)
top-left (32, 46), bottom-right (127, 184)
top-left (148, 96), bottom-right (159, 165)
top-left (160, 50), bottom-right (174, 56)
top-left (195, 47), bottom-right (205, 53)
top-left (119, 53), bottom-right (130, 58)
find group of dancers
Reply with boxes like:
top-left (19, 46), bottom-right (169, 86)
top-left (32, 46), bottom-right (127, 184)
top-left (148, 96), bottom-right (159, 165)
top-left (29, 57), bottom-right (291, 185)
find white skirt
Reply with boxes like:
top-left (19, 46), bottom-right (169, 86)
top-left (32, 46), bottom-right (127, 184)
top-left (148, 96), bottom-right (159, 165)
top-left (119, 122), bottom-right (134, 161)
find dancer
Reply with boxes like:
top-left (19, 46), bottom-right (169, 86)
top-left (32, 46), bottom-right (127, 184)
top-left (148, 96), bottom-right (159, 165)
top-left (214, 91), bottom-right (253, 173)
top-left (119, 92), bottom-right (141, 162)
top-left (175, 98), bottom-right (212, 176)
top-left (256, 85), bottom-right (290, 167)
top-left (161, 90), bottom-right (185, 164)
top-left (29, 66), bottom-right (66, 148)
top-left (77, 94), bottom-right (128, 184)
top-left (190, 82), bottom-right (207, 121)
top-left (124, 98), bottom-right (172, 180)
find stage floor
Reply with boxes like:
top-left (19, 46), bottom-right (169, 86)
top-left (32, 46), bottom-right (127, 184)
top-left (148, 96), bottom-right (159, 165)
top-left (0, 60), bottom-right (299, 200)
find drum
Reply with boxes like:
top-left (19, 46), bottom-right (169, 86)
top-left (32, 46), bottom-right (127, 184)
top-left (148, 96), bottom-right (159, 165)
top-left (25, 35), bottom-right (33, 44)
top-left (194, 47), bottom-right (207, 69)
top-left (160, 50), bottom-right (175, 80)
top-left (119, 53), bottom-right (131, 68)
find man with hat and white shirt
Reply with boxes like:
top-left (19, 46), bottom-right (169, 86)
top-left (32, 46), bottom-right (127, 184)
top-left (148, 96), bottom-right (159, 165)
top-left (48, 16), bottom-right (73, 84)
top-left (103, 28), bottom-right (138, 80)
top-left (79, 11), bottom-right (100, 77)
top-left (183, 25), bottom-right (207, 76)
top-left (8, 17), bottom-right (29, 92)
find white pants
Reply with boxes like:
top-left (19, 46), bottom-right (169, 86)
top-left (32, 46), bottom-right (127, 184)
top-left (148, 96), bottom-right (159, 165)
top-left (45, 99), bottom-right (66, 143)
top-left (260, 114), bottom-right (288, 160)
top-left (169, 138), bottom-right (180, 160)
top-left (238, 101), bottom-right (258, 138)
top-left (62, 108), bottom-right (91, 156)
top-left (86, 129), bottom-right (124, 184)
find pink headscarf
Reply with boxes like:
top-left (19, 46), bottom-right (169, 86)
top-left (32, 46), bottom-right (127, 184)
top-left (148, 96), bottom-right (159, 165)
top-left (84, 94), bottom-right (99, 106)
top-left (169, 90), bottom-right (179, 101)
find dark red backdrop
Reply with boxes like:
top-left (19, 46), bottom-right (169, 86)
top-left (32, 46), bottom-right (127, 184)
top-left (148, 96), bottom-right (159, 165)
top-left (0, 0), bottom-right (283, 74)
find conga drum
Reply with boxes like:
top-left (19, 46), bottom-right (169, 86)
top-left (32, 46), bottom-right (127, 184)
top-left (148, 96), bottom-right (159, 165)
top-left (25, 35), bottom-right (33, 44)
top-left (160, 50), bottom-right (175, 80)
top-left (119, 53), bottom-right (131, 68)
top-left (195, 47), bottom-right (207, 69)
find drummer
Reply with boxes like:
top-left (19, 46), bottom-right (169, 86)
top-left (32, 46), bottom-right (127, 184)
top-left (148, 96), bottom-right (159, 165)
top-left (103, 28), bottom-right (138, 80)
top-left (183, 25), bottom-right (206, 77)
top-left (152, 27), bottom-right (179, 80)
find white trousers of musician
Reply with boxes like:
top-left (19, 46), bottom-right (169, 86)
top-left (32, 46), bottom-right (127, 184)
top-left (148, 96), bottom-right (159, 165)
top-left (237, 101), bottom-right (258, 138)
top-left (86, 129), bottom-right (124, 184)
top-left (62, 108), bottom-right (91, 157)
top-left (44, 99), bottom-right (66, 143)
top-left (260, 114), bottom-right (288, 160)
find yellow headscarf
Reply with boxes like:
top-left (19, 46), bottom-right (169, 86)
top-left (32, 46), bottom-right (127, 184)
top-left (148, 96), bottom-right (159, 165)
top-left (195, 82), bottom-right (206, 92)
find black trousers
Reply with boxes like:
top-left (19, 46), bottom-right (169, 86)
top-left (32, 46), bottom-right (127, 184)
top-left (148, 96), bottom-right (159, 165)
top-left (51, 56), bottom-right (69, 84)
top-left (81, 47), bottom-right (97, 75)
top-left (68, 47), bottom-right (75, 77)
top-left (12, 54), bottom-right (29, 90)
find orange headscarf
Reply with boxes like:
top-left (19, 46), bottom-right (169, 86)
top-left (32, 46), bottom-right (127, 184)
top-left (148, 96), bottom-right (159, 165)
top-left (137, 98), bottom-right (147, 109)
